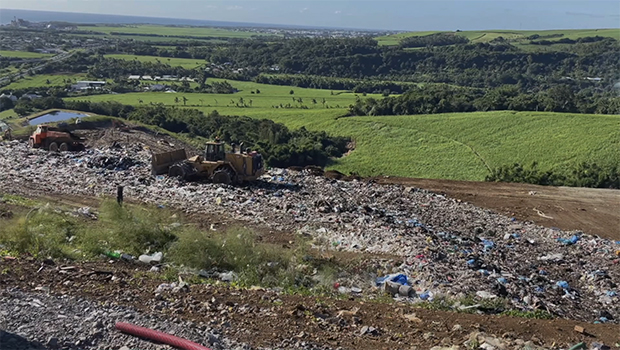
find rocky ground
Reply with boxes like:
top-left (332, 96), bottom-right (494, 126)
top-left (0, 128), bottom-right (619, 349)
top-left (1, 259), bottom-right (619, 350)
top-left (0, 288), bottom-right (246, 350)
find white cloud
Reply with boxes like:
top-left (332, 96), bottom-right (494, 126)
top-left (334, 10), bottom-right (342, 14)
top-left (227, 5), bottom-right (243, 10)
top-left (300, 7), bottom-right (308, 13)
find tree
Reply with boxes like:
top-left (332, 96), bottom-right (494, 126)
top-left (182, 96), bottom-right (188, 106)
top-left (289, 89), bottom-right (294, 95)
top-left (174, 97), bottom-right (179, 104)
top-left (255, 89), bottom-right (260, 94)
top-left (0, 97), bottom-right (14, 112)
top-left (199, 99), bottom-right (204, 106)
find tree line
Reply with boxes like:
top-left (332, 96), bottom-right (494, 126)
top-left (399, 33), bottom-right (469, 48)
top-left (486, 162), bottom-right (619, 189)
top-left (348, 84), bottom-right (620, 116)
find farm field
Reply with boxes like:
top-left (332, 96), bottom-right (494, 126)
top-left (64, 80), bottom-right (620, 180)
top-left (376, 28), bottom-right (620, 46)
top-left (104, 54), bottom-right (207, 69)
top-left (0, 50), bottom-right (54, 58)
top-left (2, 74), bottom-right (88, 90)
top-left (77, 25), bottom-right (272, 39)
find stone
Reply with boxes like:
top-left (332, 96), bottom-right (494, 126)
top-left (46, 337), bottom-right (59, 348)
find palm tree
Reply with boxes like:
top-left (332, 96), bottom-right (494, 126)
top-left (182, 96), bottom-right (188, 106)
top-left (199, 99), bottom-right (204, 106)
top-left (249, 99), bottom-right (253, 107)
top-left (138, 99), bottom-right (143, 104)
top-left (174, 97), bottom-right (179, 104)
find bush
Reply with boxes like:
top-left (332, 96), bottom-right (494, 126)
top-left (81, 200), bottom-right (178, 256)
top-left (0, 204), bottom-right (80, 258)
top-left (486, 162), bottom-right (620, 189)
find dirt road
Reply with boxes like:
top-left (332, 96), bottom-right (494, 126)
top-left (375, 177), bottom-right (620, 240)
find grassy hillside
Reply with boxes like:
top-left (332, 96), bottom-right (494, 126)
top-left (64, 79), bottom-right (620, 180)
top-left (376, 28), bottom-right (620, 46)
top-left (0, 50), bottom-right (54, 59)
top-left (104, 54), bottom-right (207, 69)
top-left (329, 112), bottom-right (620, 180)
top-left (77, 25), bottom-right (271, 39)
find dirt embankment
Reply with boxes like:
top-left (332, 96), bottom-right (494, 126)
top-left (374, 177), bottom-right (620, 240)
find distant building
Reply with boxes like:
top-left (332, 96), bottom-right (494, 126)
top-left (22, 93), bottom-right (42, 100)
top-left (71, 81), bottom-right (106, 91)
top-left (128, 75), bottom-right (141, 80)
top-left (142, 75), bottom-right (153, 80)
top-left (586, 77), bottom-right (603, 82)
top-left (0, 93), bottom-right (18, 102)
top-left (148, 84), bottom-right (167, 91)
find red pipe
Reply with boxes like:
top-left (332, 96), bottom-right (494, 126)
top-left (115, 322), bottom-right (212, 350)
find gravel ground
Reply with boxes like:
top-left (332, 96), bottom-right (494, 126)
top-left (0, 288), bottom-right (246, 350)
top-left (0, 140), bottom-right (618, 324)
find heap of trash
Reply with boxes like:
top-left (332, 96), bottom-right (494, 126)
top-left (0, 140), bottom-right (617, 324)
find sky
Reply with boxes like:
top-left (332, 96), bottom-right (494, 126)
top-left (1, 0), bottom-right (619, 31)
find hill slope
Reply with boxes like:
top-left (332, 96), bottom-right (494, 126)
top-left (376, 28), bottom-right (620, 46)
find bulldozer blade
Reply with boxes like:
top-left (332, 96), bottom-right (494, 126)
top-left (151, 149), bottom-right (187, 175)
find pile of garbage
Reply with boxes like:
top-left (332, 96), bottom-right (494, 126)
top-left (0, 141), bottom-right (617, 324)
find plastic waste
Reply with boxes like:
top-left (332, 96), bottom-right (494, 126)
top-left (556, 281), bottom-right (569, 289)
top-left (138, 252), bottom-right (163, 265)
top-left (557, 235), bottom-right (580, 245)
top-left (105, 251), bottom-right (121, 259)
top-left (376, 274), bottom-right (409, 286)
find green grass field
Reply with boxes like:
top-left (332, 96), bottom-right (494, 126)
top-left (66, 78), bottom-right (379, 110)
top-left (64, 78), bottom-right (620, 180)
top-left (77, 25), bottom-right (271, 39)
top-left (0, 50), bottom-right (54, 59)
top-left (376, 28), bottom-right (620, 46)
top-left (2, 74), bottom-right (88, 90)
top-left (104, 54), bottom-right (206, 69)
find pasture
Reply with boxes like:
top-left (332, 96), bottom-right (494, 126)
top-left (376, 28), bottom-right (620, 46)
top-left (2, 74), bottom-right (88, 90)
top-left (0, 50), bottom-right (54, 59)
top-left (104, 54), bottom-right (206, 69)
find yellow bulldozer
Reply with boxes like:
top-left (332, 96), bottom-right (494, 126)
top-left (151, 141), bottom-right (265, 184)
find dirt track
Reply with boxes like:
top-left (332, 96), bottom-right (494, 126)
top-left (375, 177), bottom-right (620, 240)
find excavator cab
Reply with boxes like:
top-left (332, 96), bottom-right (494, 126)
top-left (204, 142), bottom-right (225, 161)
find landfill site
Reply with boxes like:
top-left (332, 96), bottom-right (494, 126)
top-left (0, 123), bottom-right (619, 350)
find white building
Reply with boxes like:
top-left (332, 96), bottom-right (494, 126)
top-left (71, 81), bottom-right (106, 91)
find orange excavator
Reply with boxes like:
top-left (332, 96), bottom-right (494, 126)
top-left (28, 124), bottom-right (85, 152)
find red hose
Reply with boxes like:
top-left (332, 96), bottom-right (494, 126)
top-left (115, 322), bottom-right (212, 350)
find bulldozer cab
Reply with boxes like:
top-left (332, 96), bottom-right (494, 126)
top-left (204, 142), bottom-right (225, 162)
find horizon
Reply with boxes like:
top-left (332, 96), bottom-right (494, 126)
top-left (1, 1), bottom-right (620, 32)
